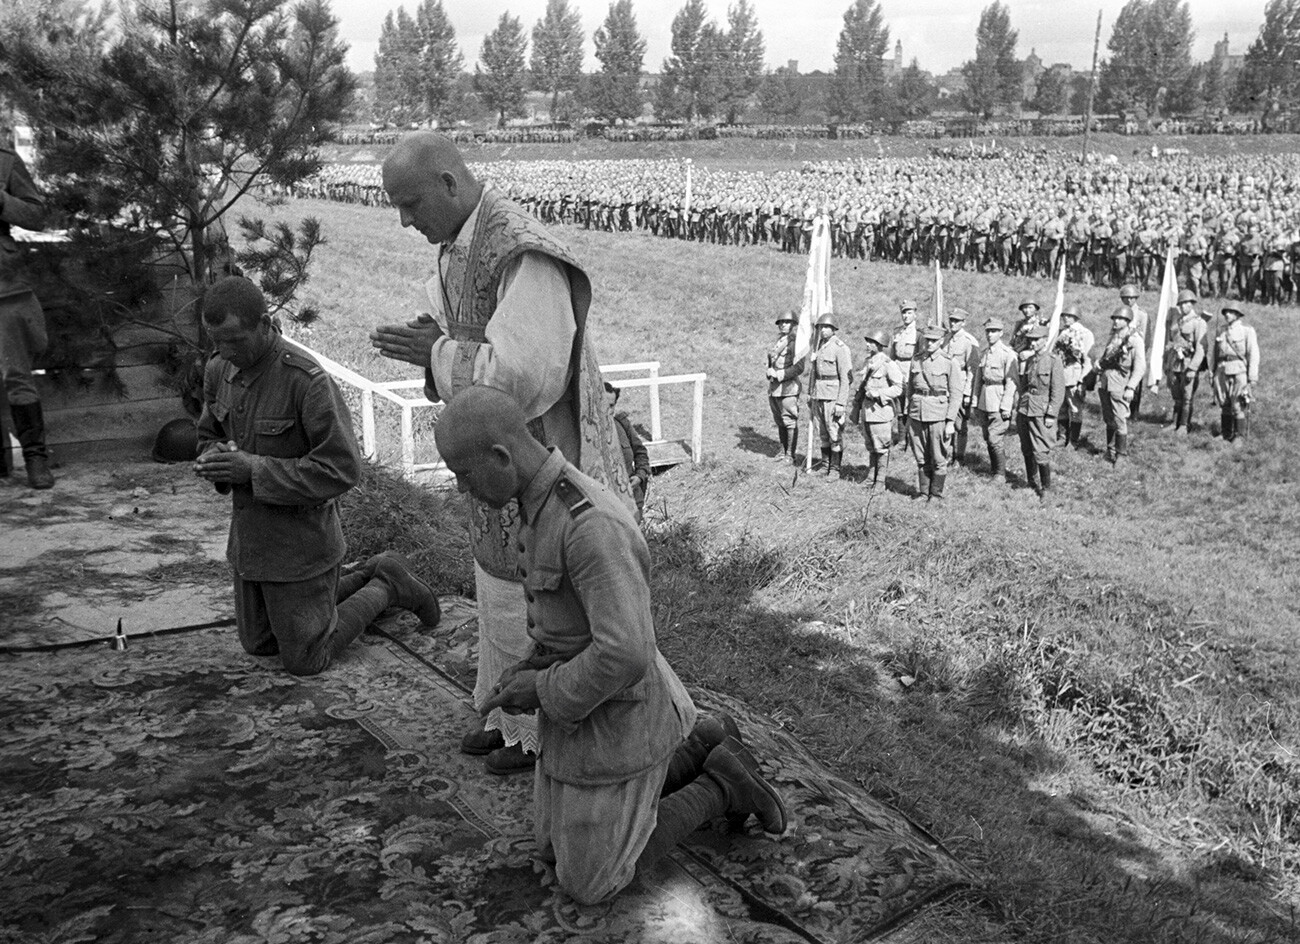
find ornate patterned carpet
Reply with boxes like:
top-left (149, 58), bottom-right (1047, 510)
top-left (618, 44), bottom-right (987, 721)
top-left (0, 598), bottom-right (976, 943)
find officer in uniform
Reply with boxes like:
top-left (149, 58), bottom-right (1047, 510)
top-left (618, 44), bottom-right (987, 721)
top-left (907, 325), bottom-right (962, 501)
top-left (848, 329), bottom-right (903, 489)
top-left (1053, 304), bottom-right (1094, 447)
top-left (808, 312), bottom-right (853, 477)
top-left (1016, 324), bottom-right (1065, 497)
top-left (0, 134), bottom-right (53, 488)
top-left (973, 317), bottom-right (1019, 482)
top-left (765, 309), bottom-right (805, 465)
top-left (439, 386), bottom-right (786, 907)
top-left (941, 308), bottom-right (979, 465)
top-left (1118, 284), bottom-right (1149, 417)
top-left (1208, 302), bottom-right (1260, 444)
top-left (888, 299), bottom-right (918, 443)
top-left (1096, 305), bottom-right (1147, 463)
top-left (195, 277), bottom-right (441, 675)
top-left (1164, 288), bottom-right (1207, 434)
top-left (1011, 298), bottom-right (1043, 352)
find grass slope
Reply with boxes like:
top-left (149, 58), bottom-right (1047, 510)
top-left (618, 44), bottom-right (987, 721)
top-left (271, 195), bottom-right (1298, 943)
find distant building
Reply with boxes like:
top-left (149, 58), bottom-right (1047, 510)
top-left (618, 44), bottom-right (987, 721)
top-left (1212, 34), bottom-right (1245, 82)
top-left (935, 67), bottom-right (967, 102)
top-left (884, 40), bottom-right (903, 78)
top-left (1021, 48), bottom-right (1045, 102)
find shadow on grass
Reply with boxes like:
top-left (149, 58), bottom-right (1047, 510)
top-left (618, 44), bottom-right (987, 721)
top-left (736, 424), bottom-right (782, 458)
top-left (644, 514), bottom-right (1298, 944)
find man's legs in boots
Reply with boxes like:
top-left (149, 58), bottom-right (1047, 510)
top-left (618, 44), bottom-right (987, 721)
top-left (1, 292), bottom-right (54, 489)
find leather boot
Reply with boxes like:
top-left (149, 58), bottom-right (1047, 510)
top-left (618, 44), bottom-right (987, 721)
top-left (1173, 402), bottom-right (1186, 431)
top-left (1025, 457), bottom-right (1039, 492)
top-left (662, 713), bottom-right (742, 796)
top-left (1069, 422), bottom-right (1083, 449)
top-left (1221, 410), bottom-right (1235, 442)
top-left (988, 446), bottom-right (1003, 480)
top-left (11, 402), bottom-right (54, 490)
top-left (1105, 427), bottom-right (1116, 461)
top-left (1236, 415), bottom-right (1248, 444)
top-left (829, 448), bottom-right (843, 478)
top-left (915, 467), bottom-right (930, 500)
top-left (702, 736), bottom-right (786, 834)
top-left (929, 472), bottom-right (946, 501)
top-left (1115, 433), bottom-right (1128, 460)
top-left (819, 447), bottom-right (832, 475)
top-left (867, 455), bottom-right (880, 488)
top-left (788, 428), bottom-right (799, 465)
top-left (775, 427), bottom-right (790, 461)
top-left (1039, 463), bottom-right (1052, 493)
top-left (373, 554), bottom-right (441, 626)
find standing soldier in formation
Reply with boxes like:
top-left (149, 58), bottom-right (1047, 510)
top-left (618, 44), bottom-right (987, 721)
top-left (1011, 298), bottom-right (1043, 351)
top-left (1164, 289), bottom-right (1208, 434)
top-left (973, 317), bottom-right (1019, 483)
top-left (889, 299), bottom-right (919, 443)
top-left (1053, 305), bottom-right (1094, 448)
top-left (907, 325), bottom-right (962, 502)
top-left (766, 310), bottom-right (805, 464)
top-left (1208, 302), bottom-right (1260, 444)
top-left (941, 308), bottom-right (979, 465)
top-left (848, 330), bottom-right (904, 489)
top-left (808, 313), bottom-right (853, 477)
top-left (1015, 324), bottom-right (1065, 497)
top-left (1118, 284), bottom-right (1149, 418)
top-left (1096, 306), bottom-right (1147, 463)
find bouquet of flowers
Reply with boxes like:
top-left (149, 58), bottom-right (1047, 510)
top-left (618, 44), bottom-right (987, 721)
top-left (1055, 329), bottom-right (1088, 365)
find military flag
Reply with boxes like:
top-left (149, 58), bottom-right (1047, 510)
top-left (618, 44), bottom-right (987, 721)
top-left (799, 214), bottom-right (833, 472)
top-left (683, 160), bottom-right (693, 219)
top-left (1147, 247), bottom-right (1176, 391)
top-left (932, 260), bottom-right (945, 329)
top-left (1045, 257), bottom-right (1067, 348)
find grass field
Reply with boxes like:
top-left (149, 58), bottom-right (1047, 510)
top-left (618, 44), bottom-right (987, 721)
top-left (261, 191), bottom-right (1300, 943)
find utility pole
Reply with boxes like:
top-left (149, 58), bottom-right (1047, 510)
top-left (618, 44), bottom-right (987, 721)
top-left (1082, 9), bottom-right (1102, 165)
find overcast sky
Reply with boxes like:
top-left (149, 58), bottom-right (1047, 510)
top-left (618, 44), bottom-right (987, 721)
top-left (332, 0), bottom-right (1267, 77)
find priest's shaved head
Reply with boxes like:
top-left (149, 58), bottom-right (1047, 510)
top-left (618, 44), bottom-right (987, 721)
top-left (382, 132), bottom-right (483, 245)
top-left (435, 386), bottom-right (549, 509)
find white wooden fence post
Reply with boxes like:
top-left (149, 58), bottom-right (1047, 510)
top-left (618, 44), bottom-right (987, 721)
top-left (649, 363), bottom-right (663, 441)
top-left (691, 376), bottom-right (704, 463)
top-left (360, 389), bottom-right (376, 460)
top-left (400, 405), bottom-right (414, 478)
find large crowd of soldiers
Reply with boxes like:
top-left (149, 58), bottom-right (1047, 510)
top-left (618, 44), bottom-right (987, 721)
top-left (294, 149), bottom-right (1300, 306)
top-left (767, 287), bottom-right (1261, 501)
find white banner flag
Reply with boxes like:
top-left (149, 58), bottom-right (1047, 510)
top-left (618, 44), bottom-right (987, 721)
top-left (794, 214), bottom-right (833, 363)
top-left (1147, 248), bottom-right (1176, 390)
top-left (1045, 257), bottom-right (1067, 348)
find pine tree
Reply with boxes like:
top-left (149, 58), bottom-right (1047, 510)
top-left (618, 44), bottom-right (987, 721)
top-left (531, 0), bottom-right (584, 120)
top-left (716, 0), bottom-right (765, 124)
top-left (1231, 0), bottom-right (1300, 128)
top-left (961, 2), bottom-right (1020, 119)
top-left (658, 0), bottom-right (721, 122)
top-left (1099, 0), bottom-right (1194, 119)
top-left (827, 0), bottom-right (890, 123)
top-left (592, 0), bottom-right (646, 123)
top-left (892, 59), bottom-right (937, 119)
top-left (1030, 68), bottom-right (1070, 115)
top-left (374, 8), bottom-right (423, 123)
top-left (475, 12), bottom-right (529, 128)
top-left (416, 0), bottom-right (464, 126)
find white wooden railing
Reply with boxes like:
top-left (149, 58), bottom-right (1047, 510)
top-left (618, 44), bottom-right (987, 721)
top-left (285, 341), bottom-right (706, 478)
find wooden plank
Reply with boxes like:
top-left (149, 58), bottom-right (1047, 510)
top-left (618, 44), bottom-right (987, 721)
top-left (646, 439), bottom-right (694, 469)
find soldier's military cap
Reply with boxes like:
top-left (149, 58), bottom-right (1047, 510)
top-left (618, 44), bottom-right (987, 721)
top-left (1120, 283), bottom-right (1140, 299)
top-left (948, 307), bottom-right (969, 322)
top-left (984, 317), bottom-right (1005, 331)
top-left (1176, 288), bottom-right (1198, 304)
top-left (1018, 298), bottom-right (1040, 311)
top-left (775, 310), bottom-right (798, 324)
top-left (1060, 304), bottom-right (1081, 319)
top-left (899, 299), bottom-right (917, 311)
top-left (1023, 324), bottom-right (1048, 340)
top-left (863, 329), bottom-right (889, 347)
top-left (816, 313), bottom-right (837, 329)
top-left (1221, 302), bottom-right (1246, 317)
top-left (921, 325), bottom-right (944, 341)
top-left (1110, 305), bottom-right (1135, 322)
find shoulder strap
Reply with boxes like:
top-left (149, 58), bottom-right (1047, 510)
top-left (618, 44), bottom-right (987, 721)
top-left (554, 477), bottom-right (593, 518)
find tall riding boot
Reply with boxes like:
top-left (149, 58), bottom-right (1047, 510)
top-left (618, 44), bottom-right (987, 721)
top-left (1172, 401), bottom-right (1186, 431)
top-left (1069, 421), bottom-right (1083, 449)
top-left (329, 579), bottom-right (394, 660)
top-left (819, 447), bottom-right (832, 474)
top-left (1221, 409), bottom-right (1234, 442)
top-left (1025, 456), bottom-right (1039, 492)
top-left (1235, 414), bottom-right (1248, 444)
top-left (10, 402), bottom-right (54, 490)
top-left (929, 472), bottom-right (946, 501)
top-left (1115, 433), bottom-right (1128, 460)
top-left (1039, 463), bottom-right (1052, 493)
top-left (776, 426), bottom-right (790, 460)
top-left (1105, 427), bottom-right (1116, 462)
top-left (1184, 401), bottom-right (1194, 433)
top-left (830, 448), bottom-right (843, 479)
top-left (1056, 408), bottom-right (1069, 442)
top-left (915, 467), bottom-right (930, 500)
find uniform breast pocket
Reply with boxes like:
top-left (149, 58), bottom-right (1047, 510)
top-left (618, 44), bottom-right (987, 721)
top-left (254, 416), bottom-right (300, 458)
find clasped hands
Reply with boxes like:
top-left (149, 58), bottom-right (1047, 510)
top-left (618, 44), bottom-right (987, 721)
top-left (370, 313), bottom-right (444, 367)
top-left (480, 660), bottom-right (541, 717)
top-left (194, 441), bottom-right (254, 485)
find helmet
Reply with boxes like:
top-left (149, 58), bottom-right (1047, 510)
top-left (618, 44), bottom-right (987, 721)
top-left (863, 329), bottom-right (889, 348)
top-left (816, 313), bottom-right (837, 330)
top-left (1060, 304), bottom-right (1081, 319)
top-left (1221, 302), bottom-right (1245, 317)
top-left (1018, 298), bottom-right (1040, 312)
top-left (152, 418), bottom-right (199, 464)
top-left (774, 309), bottom-right (798, 325)
top-left (1120, 283), bottom-right (1139, 299)
top-left (1176, 289), bottom-right (1198, 305)
top-left (1110, 305), bottom-right (1135, 323)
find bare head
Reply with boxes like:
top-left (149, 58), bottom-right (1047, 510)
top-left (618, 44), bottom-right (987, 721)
top-left (202, 276), bottom-right (273, 369)
top-left (382, 132), bottom-right (483, 245)
top-left (434, 386), bottom-right (549, 508)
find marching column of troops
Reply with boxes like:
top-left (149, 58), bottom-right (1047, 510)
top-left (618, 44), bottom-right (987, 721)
top-left (765, 286), bottom-right (1261, 500)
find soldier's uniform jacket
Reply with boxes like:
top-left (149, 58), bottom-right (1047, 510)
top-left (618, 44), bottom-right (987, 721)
top-left (942, 327), bottom-right (980, 398)
top-left (908, 349), bottom-right (963, 423)
top-left (1165, 313), bottom-right (1207, 375)
top-left (519, 448), bottom-right (695, 786)
top-left (1054, 322), bottom-right (1095, 386)
top-left (1208, 320), bottom-right (1260, 383)
top-left (1016, 348), bottom-right (1066, 419)
top-left (974, 340), bottom-right (1020, 416)
top-left (850, 352), bottom-right (903, 424)
top-left (0, 147), bottom-right (47, 291)
top-left (767, 332), bottom-right (805, 398)
top-left (809, 334), bottom-right (853, 407)
top-left (1098, 328), bottom-right (1147, 391)
top-left (889, 322), bottom-right (917, 364)
top-left (1128, 304), bottom-right (1150, 348)
top-left (198, 334), bottom-right (362, 583)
